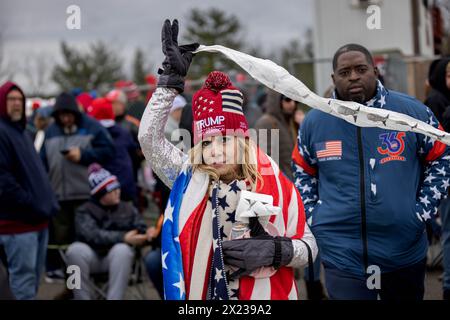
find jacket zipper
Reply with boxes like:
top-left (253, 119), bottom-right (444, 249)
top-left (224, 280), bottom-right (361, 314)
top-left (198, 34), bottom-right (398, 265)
top-left (357, 127), bottom-right (369, 272)
top-left (62, 135), bottom-right (67, 199)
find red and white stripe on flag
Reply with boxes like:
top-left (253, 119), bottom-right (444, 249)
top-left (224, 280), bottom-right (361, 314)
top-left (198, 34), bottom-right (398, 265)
top-left (316, 140), bottom-right (342, 158)
top-left (177, 148), bottom-right (306, 300)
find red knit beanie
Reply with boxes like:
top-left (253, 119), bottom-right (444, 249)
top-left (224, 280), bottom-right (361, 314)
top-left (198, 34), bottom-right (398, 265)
top-left (192, 71), bottom-right (249, 144)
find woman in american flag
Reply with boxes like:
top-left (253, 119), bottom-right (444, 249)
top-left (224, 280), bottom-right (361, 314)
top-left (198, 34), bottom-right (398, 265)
top-left (138, 19), bottom-right (317, 300)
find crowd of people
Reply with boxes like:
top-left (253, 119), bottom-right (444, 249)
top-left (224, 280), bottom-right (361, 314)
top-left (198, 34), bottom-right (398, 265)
top-left (0, 60), bottom-right (302, 300)
top-left (1, 19), bottom-right (450, 301)
top-left (0, 77), bottom-right (172, 299)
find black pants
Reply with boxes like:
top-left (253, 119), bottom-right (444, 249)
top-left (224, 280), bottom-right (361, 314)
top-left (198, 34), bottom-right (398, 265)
top-left (324, 258), bottom-right (426, 300)
top-left (47, 199), bottom-right (86, 272)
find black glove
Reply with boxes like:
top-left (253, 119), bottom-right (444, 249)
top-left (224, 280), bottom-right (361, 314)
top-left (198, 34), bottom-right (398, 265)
top-left (248, 217), bottom-right (269, 237)
top-left (222, 235), bottom-right (294, 280)
top-left (157, 19), bottom-right (199, 93)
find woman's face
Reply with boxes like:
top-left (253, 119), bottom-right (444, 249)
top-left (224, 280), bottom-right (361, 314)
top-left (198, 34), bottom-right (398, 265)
top-left (201, 135), bottom-right (240, 178)
top-left (281, 98), bottom-right (297, 115)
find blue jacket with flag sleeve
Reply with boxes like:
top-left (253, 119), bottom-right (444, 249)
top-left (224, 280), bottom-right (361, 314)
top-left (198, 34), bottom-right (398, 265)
top-left (292, 81), bottom-right (450, 276)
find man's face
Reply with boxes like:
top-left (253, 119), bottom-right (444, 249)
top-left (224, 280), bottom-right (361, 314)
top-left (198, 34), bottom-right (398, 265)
top-left (58, 111), bottom-right (76, 128)
top-left (281, 97), bottom-right (297, 116)
top-left (112, 100), bottom-right (126, 117)
top-left (34, 114), bottom-right (50, 130)
top-left (332, 51), bottom-right (379, 103)
top-left (6, 90), bottom-right (24, 122)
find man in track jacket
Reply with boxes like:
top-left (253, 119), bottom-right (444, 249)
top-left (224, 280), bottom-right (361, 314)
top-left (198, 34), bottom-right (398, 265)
top-left (292, 44), bottom-right (450, 300)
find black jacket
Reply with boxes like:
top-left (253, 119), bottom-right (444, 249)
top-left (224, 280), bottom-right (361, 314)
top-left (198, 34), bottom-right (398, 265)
top-left (0, 81), bottom-right (59, 224)
top-left (104, 124), bottom-right (138, 202)
top-left (424, 89), bottom-right (450, 127)
top-left (425, 58), bottom-right (450, 131)
top-left (75, 199), bottom-right (147, 255)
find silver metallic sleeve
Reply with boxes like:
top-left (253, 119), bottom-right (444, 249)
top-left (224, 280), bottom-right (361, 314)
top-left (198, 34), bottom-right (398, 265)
top-left (138, 87), bottom-right (188, 189)
top-left (288, 224), bottom-right (318, 268)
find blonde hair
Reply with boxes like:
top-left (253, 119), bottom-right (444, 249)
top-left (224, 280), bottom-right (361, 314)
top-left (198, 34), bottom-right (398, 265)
top-left (188, 136), bottom-right (263, 190)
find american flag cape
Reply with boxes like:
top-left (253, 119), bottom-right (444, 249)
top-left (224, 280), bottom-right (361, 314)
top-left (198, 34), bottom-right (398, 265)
top-left (162, 147), bottom-right (306, 300)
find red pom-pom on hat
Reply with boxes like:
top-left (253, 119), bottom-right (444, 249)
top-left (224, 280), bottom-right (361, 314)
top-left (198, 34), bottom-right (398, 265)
top-left (204, 71), bottom-right (232, 92)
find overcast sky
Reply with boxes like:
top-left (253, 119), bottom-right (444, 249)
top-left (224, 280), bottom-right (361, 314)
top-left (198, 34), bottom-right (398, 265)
top-left (0, 0), bottom-right (313, 94)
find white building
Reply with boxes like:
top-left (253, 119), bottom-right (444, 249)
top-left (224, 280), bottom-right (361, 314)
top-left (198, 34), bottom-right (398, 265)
top-left (312, 0), bottom-right (435, 97)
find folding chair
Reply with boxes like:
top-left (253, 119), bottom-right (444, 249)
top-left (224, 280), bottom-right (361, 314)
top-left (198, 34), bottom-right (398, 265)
top-left (126, 247), bottom-right (149, 300)
top-left (88, 272), bottom-right (109, 300)
top-left (58, 245), bottom-right (149, 300)
top-left (47, 243), bottom-right (115, 300)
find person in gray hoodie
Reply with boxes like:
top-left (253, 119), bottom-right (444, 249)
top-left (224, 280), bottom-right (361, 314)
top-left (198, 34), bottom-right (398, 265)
top-left (41, 92), bottom-right (114, 285)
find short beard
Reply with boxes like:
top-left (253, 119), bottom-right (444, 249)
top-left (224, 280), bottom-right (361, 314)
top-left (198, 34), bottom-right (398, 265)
top-left (348, 94), bottom-right (365, 104)
top-left (10, 113), bottom-right (22, 122)
top-left (63, 125), bottom-right (78, 134)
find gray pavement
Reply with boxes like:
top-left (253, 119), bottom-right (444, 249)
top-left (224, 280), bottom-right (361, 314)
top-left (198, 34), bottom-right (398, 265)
top-left (36, 266), bottom-right (444, 300)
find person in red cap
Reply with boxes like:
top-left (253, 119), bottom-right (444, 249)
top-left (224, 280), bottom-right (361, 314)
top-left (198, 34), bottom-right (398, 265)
top-left (145, 74), bottom-right (157, 103)
top-left (138, 19), bottom-right (317, 300)
top-left (106, 89), bottom-right (144, 192)
top-left (88, 98), bottom-right (139, 203)
top-left (112, 81), bottom-right (146, 122)
top-left (76, 92), bottom-right (93, 113)
top-left (106, 88), bottom-right (140, 136)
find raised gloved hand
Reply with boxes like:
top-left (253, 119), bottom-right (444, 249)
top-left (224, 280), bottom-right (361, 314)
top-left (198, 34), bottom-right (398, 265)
top-left (157, 19), bottom-right (199, 93)
top-left (222, 234), bottom-right (294, 280)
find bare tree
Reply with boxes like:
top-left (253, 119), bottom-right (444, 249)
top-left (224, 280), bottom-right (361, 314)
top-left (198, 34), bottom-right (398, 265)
top-left (184, 8), bottom-right (244, 79)
top-left (22, 52), bottom-right (52, 96)
top-left (132, 47), bottom-right (152, 85)
top-left (0, 31), bottom-right (15, 83)
top-left (52, 41), bottom-right (124, 92)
